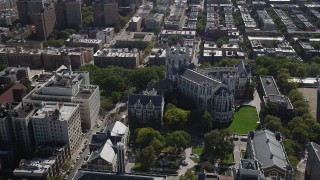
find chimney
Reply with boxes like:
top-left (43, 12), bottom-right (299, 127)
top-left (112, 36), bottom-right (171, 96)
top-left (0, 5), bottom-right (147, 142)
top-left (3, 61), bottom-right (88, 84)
top-left (117, 142), bottom-right (125, 174)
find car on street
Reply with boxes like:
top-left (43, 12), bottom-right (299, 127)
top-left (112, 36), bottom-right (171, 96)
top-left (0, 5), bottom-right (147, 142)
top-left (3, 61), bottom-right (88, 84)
top-left (76, 156), bottom-right (80, 160)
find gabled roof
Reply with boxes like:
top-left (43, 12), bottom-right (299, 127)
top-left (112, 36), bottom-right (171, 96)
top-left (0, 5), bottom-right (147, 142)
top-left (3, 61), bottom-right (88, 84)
top-left (103, 121), bottom-right (128, 136)
top-left (182, 69), bottom-right (221, 88)
top-left (87, 140), bottom-right (116, 164)
top-left (250, 129), bottom-right (292, 171)
top-left (235, 60), bottom-right (250, 74)
top-left (74, 170), bottom-right (167, 180)
top-left (241, 159), bottom-right (258, 170)
top-left (128, 94), bottom-right (163, 107)
top-left (0, 83), bottom-right (26, 105)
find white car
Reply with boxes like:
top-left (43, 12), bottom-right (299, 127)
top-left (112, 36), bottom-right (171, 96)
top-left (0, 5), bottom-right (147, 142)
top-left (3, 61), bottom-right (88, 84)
top-left (76, 156), bottom-right (81, 160)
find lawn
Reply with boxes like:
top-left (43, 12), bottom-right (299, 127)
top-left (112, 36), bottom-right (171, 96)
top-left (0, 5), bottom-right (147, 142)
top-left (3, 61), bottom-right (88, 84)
top-left (228, 106), bottom-right (259, 134)
top-left (190, 157), bottom-right (200, 163)
top-left (192, 146), bottom-right (204, 155)
top-left (222, 152), bottom-right (234, 164)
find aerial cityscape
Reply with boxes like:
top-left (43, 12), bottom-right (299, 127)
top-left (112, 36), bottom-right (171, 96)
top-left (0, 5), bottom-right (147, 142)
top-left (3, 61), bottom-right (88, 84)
top-left (0, 0), bottom-right (320, 179)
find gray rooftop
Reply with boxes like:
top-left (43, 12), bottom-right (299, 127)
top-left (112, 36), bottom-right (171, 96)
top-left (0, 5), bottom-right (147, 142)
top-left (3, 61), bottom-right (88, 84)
top-left (128, 94), bottom-right (163, 107)
top-left (250, 129), bottom-right (292, 171)
top-left (310, 142), bottom-right (320, 161)
top-left (103, 121), bottom-right (128, 136)
top-left (182, 69), bottom-right (221, 88)
top-left (74, 170), bottom-right (167, 180)
top-left (260, 76), bottom-right (280, 96)
top-left (87, 139), bottom-right (115, 164)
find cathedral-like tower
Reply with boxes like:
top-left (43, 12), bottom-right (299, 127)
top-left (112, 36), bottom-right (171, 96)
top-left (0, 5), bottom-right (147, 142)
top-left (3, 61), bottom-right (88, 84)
top-left (317, 76), bottom-right (320, 121)
top-left (165, 43), bottom-right (191, 82)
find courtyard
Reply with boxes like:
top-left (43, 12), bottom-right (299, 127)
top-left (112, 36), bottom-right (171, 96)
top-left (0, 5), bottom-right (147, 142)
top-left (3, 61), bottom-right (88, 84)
top-left (228, 106), bottom-right (259, 134)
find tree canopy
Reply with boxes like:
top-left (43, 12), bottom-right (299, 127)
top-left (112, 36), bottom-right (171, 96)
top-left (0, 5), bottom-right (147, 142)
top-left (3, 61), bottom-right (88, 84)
top-left (138, 146), bottom-right (156, 171)
top-left (166, 131), bottom-right (191, 151)
top-left (164, 107), bottom-right (190, 130)
top-left (78, 65), bottom-right (165, 99)
top-left (134, 127), bottom-right (165, 148)
top-left (203, 129), bottom-right (234, 164)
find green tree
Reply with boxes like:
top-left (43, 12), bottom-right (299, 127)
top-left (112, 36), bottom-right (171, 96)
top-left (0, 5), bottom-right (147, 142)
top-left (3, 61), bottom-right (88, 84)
top-left (200, 111), bottom-right (213, 131)
top-left (203, 129), bottom-right (234, 164)
top-left (0, 64), bottom-right (6, 71)
top-left (291, 127), bottom-right (308, 144)
top-left (82, 6), bottom-right (93, 27)
top-left (135, 127), bottom-right (165, 148)
top-left (150, 138), bottom-right (164, 153)
top-left (164, 107), bottom-right (190, 130)
top-left (166, 131), bottom-right (191, 152)
top-left (311, 56), bottom-right (320, 63)
top-left (139, 146), bottom-right (156, 171)
top-left (216, 37), bottom-right (229, 47)
top-left (101, 98), bottom-right (114, 111)
top-left (264, 115), bottom-right (282, 132)
top-left (180, 170), bottom-right (197, 180)
top-left (283, 139), bottom-right (303, 156)
top-left (288, 90), bottom-right (304, 103)
top-left (20, 77), bottom-right (32, 92)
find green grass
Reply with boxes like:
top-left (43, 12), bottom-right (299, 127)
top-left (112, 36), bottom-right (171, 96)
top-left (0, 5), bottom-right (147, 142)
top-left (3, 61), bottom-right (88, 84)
top-left (222, 152), bottom-right (234, 164)
top-left (228, 106), bottom-right (259, 134)
top-left (132, 163), bottom-right (142, 171)
top-left (192, 147), bottom-right (204, 155)
top-left (241, 150), bottom-right (246, 159)
top-left (190, 157), bottom-right (200, 163)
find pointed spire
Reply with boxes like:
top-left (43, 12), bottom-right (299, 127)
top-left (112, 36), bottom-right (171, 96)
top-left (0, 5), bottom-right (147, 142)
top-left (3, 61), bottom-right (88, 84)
top-left (165, 42), bottom-right (170, 54)
top-left (176, 42), bottom-right (181, 52)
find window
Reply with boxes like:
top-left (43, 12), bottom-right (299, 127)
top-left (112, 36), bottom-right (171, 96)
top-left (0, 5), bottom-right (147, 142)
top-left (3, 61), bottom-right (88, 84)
top-left (269, 171), bottom-right (278, 179)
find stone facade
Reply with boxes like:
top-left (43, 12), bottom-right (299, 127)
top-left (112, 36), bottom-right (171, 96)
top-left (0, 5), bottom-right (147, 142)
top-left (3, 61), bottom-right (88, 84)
top-left (166, 44), bottom-right (250, 122)
top-left (128, 92), bottom-right (164, 127)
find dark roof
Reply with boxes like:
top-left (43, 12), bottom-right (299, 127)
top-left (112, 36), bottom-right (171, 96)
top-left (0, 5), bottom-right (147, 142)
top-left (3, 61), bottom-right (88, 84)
top-left (268, 94), bottom-right (293, 109)
top-left (235, 60), bottom-right (250, 74)
top-left (260, 76), bottom-right (280, 96)
top-left (0, 83), bottom-right (26, 105)
top-left (310, 142), bottom-right (320, 161)
top-left (90, 133), bottom-right (108, 147)
top-left (128, 94), bottom-right (163, 107)
top-left (74, 170), bottom-right (167, 180)
top-left (182, 69), bottom-right (221, 87)
top-left (151, 79), bottom-right (174, 93)
top-left (249, 129), bottom-right (292, 171)
top-left (241, 159), bottom-right (258, 170)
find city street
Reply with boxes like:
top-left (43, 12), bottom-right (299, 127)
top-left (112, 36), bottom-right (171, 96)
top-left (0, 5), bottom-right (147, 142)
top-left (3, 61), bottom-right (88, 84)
top-left (66, 102), bottom-right (126, 180)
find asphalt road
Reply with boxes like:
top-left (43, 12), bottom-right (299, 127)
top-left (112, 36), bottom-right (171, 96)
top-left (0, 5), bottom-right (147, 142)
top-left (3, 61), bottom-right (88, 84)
top-left (66, 103), bottom-right (126, 180)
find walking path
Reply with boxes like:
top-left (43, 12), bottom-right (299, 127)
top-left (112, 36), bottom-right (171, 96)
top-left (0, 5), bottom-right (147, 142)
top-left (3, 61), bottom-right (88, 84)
top-left (179, 148), bottom-right (197, 176)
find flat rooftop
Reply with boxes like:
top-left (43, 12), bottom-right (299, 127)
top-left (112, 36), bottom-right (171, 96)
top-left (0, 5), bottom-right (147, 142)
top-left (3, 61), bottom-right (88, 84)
top-left (14, 157), bottom-right (55, 174)
top-left (260, 76), bottom-right (280, 96)
top-left (74, 85), bottom-right (99, 99)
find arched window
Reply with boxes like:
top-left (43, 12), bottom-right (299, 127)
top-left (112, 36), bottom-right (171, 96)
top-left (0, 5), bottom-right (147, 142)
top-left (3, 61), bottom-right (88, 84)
top-left (269, 171), bottom-right (278, 179)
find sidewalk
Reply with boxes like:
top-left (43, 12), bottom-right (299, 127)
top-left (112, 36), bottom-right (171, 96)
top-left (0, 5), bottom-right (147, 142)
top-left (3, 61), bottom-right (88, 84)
top-left (179, 148), bottom-right (197, 176)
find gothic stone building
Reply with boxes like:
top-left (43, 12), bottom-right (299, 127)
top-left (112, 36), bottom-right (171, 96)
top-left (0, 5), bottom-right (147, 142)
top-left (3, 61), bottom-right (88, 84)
top-left (128, 91), bottom-right (164, 127)
top-left (166, 44), bottom-right (250, 122)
